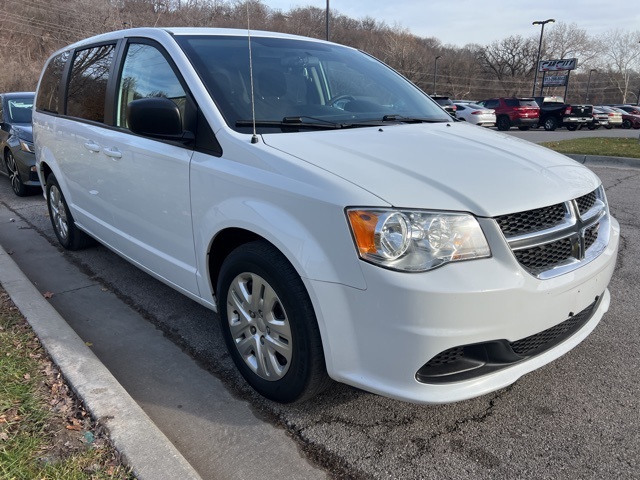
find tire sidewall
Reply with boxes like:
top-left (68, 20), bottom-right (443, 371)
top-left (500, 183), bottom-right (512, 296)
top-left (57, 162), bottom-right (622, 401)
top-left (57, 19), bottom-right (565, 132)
top-left (497, 116), bottom-right (510, 131)
top-left (217, 242), bottom-right (323, 403)
top-left (46, 174), bottom-right (73, 249)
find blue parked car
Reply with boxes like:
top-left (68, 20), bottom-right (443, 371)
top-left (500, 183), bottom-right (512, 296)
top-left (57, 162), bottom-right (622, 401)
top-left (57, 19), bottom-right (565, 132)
top-left (0, 92), bottom-right (39, 196)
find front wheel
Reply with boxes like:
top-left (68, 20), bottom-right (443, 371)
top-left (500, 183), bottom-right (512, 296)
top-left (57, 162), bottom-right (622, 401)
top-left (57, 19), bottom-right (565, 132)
top-left (622, 119), bottom-right (632, 129)
top-left (217, 241), bottom-right (331, 403)
top-left (5, 151), bottom-right (27, 196)
top-left (46, 174), bottom-right (94, 250)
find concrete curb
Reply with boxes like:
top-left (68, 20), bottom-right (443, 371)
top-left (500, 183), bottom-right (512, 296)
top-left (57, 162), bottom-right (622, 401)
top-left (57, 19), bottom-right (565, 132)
top-left (566, 153), bottom-right (640, 169)
top-left (0, 244), bottom-right (202, 480)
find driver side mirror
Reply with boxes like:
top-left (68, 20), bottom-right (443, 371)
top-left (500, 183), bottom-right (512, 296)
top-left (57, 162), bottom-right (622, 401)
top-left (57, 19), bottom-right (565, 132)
top-left (127, 97), bottom-right (194, 144)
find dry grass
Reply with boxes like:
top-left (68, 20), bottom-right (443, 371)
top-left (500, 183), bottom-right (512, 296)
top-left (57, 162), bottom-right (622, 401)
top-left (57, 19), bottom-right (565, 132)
top-left (0, 288), bottom-right (134, 479)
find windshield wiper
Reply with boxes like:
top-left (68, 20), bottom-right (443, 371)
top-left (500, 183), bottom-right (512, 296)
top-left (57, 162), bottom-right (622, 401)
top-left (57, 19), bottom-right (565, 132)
top-left (236, 116), bottom-right (343, 130)
top-left (381, 114), bottom-right (449, 123)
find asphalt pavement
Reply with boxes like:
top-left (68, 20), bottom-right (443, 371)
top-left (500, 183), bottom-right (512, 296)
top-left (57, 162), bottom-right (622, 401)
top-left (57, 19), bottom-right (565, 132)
top-left (0, 144), bottom-right (639, 479)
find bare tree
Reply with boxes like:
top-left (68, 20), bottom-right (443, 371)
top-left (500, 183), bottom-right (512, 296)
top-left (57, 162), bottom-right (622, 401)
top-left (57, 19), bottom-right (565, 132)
top-left (597, 28), bottom-right (640, 103)
top-left (476, 35), bottom-right (538, 96)
top-left (544, 22), bottom-right (597, 64)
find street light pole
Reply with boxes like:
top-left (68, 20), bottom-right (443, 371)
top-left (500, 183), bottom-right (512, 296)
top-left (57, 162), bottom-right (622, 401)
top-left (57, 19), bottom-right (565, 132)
top-left (326, 0), bottom-right (330, 41)
top-left (532, 18), bottom-right (555, 97)
top-left (585, 69), bottom-right (597, 104)
top-left (433, 55), bottom-right (441, 95)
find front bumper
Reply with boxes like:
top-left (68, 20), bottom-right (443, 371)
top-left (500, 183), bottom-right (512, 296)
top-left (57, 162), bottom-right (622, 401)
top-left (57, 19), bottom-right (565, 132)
top-left (306, 216), bottom-right (619, 404)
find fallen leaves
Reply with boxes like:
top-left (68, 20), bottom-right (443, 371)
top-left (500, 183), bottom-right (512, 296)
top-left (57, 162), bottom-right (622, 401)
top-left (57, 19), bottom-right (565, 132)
top-left (43, 291), bottom-right (54, 299)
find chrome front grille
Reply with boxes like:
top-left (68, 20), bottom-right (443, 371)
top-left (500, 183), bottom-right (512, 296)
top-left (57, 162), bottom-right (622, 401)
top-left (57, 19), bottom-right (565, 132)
top-left (496, 187), bottom-right (610, 279)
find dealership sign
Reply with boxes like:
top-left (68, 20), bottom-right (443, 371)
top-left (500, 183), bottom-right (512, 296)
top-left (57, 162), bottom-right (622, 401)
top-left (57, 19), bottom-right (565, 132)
top-left (543, 75), bottom-right (569, 87)
top-left (538, 58), bottom-right (578, 72)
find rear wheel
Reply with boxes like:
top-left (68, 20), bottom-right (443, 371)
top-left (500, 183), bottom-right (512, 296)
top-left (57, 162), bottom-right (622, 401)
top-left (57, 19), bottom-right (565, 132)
top-left (566, 124), bottom-right (578, 131)
top-left (517, 126), bottom-right (530, 131)
top-left (46, 174), bottom-right (94, 250)
top-left (217, 241), bottom-right (331, 403)
top-left (5, 151), bottom-right (27, 196)
top-left (543, 117), bottom-right (557, 131)
top-left (622, 119), bottom-right (632, 129)
top-left (496, 116), bottom-right (511, 131)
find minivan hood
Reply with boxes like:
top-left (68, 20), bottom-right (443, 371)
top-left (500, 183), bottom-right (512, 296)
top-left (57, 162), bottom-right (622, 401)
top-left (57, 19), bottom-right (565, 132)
top-left (262, 123), bottom-right (599, 216)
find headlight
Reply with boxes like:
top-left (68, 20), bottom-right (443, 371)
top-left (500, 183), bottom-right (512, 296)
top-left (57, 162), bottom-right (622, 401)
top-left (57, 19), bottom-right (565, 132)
top-left (19, 138), bottom-right (35, 153)
top-left (347, 208), bottom-right (491, 272)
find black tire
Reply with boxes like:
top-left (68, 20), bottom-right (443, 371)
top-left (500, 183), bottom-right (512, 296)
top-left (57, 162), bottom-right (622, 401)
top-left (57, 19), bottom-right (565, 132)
top-left (517, 126), bottom-right (530, 131)
top-left (496, 116), bottom-right (510, 131)
top-left (566, 124), bottom-right (578, 131)
top-left (5, 150), bottom-right (28, 196)
top-left (217, 240), bottom-right (331, 403)
top-left (604, 125), bottom-right (613, 130)
top-left (543, 117), bottom-right (557, 131)
top-left (622, 119), bottom-right (632, 129)
top-left (587, 124), bottom-right (598, 130)
top-left (46, 174), bottom-right (94, 250)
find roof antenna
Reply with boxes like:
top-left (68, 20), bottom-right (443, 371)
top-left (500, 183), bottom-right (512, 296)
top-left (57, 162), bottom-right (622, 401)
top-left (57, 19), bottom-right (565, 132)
top-left (247, 1), bottom-right (259, 144)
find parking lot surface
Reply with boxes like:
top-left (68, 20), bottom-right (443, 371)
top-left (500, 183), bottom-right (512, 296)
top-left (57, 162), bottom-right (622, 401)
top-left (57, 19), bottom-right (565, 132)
top-left (0, 137), bottom-right (638, 479)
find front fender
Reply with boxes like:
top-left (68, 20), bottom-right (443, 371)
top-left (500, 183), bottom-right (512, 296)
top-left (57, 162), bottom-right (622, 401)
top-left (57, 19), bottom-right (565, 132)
top-left (194, 195), bottom-right (368, 296)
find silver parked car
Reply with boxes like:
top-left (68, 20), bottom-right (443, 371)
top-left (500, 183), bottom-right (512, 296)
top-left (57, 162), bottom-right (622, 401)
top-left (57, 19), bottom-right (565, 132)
top-left (454, 102), bottom-right (496, 127)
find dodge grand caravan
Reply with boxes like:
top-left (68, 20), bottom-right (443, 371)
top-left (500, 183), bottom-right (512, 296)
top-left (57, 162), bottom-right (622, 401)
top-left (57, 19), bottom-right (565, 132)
top-left (33, 28), bottom-right (619, 404)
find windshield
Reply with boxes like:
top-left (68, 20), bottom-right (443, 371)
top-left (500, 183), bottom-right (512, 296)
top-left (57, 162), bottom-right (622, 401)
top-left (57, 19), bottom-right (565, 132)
top-left (175, 35), bottom-right (450, 133)
top-left (7, 97), bottom-right (34, 124)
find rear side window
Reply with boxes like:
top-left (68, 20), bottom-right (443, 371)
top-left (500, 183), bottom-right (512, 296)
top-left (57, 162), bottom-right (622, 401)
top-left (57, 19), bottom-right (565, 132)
top-left (504, 99), bottom-right (518, 107)
top-left (67, 44), bottom-right (115, 123)
top-left (116, 43), bottom-right (187, 130)
top-left (36, 51), bottom-right (69, 114)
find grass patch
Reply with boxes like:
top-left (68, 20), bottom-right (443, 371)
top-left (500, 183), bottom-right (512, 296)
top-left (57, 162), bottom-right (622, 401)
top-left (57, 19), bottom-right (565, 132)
top-left (0, 288), bottom-right (134, 479)
top-left (541, 137), bottom-right (640, 158)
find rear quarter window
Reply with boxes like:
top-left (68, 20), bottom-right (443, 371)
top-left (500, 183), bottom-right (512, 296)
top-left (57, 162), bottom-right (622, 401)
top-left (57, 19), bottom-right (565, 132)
top-left (36, 51), bottom-right (70, 114)
top-left (67, 44), bottom-right (116, 123)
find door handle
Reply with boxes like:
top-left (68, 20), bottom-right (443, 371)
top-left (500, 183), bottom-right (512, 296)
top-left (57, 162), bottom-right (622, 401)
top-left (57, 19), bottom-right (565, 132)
top-left (103, 147), bottom-right (122, 159)
top-left (83, 141), bottom-right (101, 152)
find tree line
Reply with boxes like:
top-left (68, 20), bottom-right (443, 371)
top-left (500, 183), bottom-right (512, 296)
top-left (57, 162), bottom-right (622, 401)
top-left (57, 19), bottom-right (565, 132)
top-left (2, 0), bottom-right (640, 105)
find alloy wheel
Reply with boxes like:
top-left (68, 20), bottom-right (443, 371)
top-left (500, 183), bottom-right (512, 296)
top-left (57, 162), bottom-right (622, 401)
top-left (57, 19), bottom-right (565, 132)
top-left (226, 272), bottom-right (293, 381)
top-left (5, 151), bottom-right (24, 195)
top-left (49, 184), bottom-right (70, 242)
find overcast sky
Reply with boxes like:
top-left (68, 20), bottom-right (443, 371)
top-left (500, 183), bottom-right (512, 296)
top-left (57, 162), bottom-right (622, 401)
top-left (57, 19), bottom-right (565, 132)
top-left (263, 0), bottom-right (640, 47)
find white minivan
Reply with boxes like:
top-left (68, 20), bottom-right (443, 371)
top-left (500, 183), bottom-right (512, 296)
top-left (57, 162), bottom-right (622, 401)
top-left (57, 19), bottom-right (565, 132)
top-left (34, 28), bottom-right (619, 404)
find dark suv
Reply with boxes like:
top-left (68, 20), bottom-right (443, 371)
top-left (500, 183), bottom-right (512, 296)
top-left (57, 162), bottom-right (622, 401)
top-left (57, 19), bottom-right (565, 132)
top-left (478, 97), bottom-right (540, 131)
top-left (431, 95), bottom-right (457, 118)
